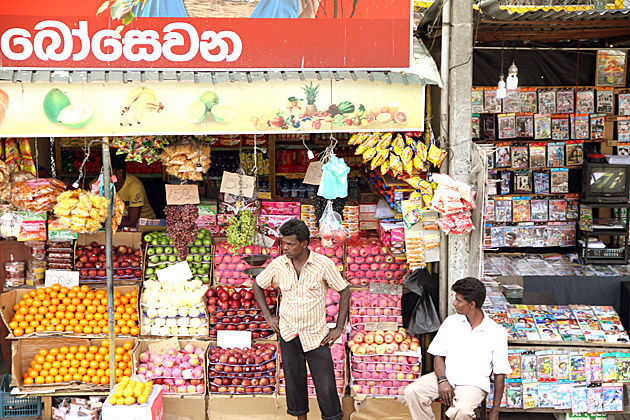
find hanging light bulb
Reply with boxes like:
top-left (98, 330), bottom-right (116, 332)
top-left (506, 60), bottom-right (519, 90)
top-left (497, 73), bottom-right (507, 99)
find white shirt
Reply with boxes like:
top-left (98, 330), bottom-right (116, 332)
top-left (428, 312), bottom-right (511, 393)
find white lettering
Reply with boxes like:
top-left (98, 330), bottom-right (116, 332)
top-left (0, 28), bottom-right (33, 60)
top-left (72, 21), bottom-right (90, 61)
top-left (33, 20), bottom-right (72, 61)
top-left (0, 20), bottom-right (243, 64)
top-left (92, 30), bottom-right (123, 62)
top-left (162, 22), bottom-right (199, 62)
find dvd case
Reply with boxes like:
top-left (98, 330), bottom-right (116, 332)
top-left (514, 171), bottom-right (532, 193)
top-left (495, 143), bottom-right (511, 168)
top-left (501, 171), bottom-right (512, 195)
top-left (483, 115), bottom-right (497, 140)
top-left (513, 197), bottom-right (531, 222)
top-left (576, 89), bottom-right (595, 114)
top-left (551, 114), bottom-right (570, 140)
top-left (534, 171), bottom-right (550, 194)
top-left (549, 199), bottom-right (567, 221)
top-left (529, 143), bottom-right (546, 168)
top-left (520, 88), bottom-right (537, 113)
top-left (472, 88), bottom-right (484, 114)
top-left (534, 114), bottom-right (552, 140)
top-left (530, 199), bottom-right (549, 222)
top-left (511, 145), bottom-right (529, 168)
top-left (596, 88), bottom-right (614, 113)
top-left (574, 114), bottom-right (590, 140)
top-left (547, 143), bottom-right (565, 167)
top-left (495, 198), bottom-right (513, 223)
top-left (516, 113), bottom-right (534, 138)
top-left (566, 141), bottom-right (584, 165)
top-left (538, 89), bottom-right (556, 114)
top-left (503, 90), bottom-right (521, 114)
top-left (485, 88), bottom-right (503, 113)
top-left (550, 168), bottom-right (569, 193)
top-left (557, 88), bottom-right (575, 114)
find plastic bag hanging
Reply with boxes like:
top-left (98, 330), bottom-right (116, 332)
top-left (317, 155), bottom-right (350, 200)
top-left (318, 200), bottom-right (347, 248)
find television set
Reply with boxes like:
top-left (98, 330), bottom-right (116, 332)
top-left (582, 162), bottom-right (630, 204)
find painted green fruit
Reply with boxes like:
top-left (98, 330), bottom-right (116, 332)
top-left (185, 100), bottom-right (207, 123)
top-left (57, 103), bottom-right (94, 129)
top-left (199, 90), bottom-right (219, 111)
top-left (211, 104), bottom-right (235, 123)
top-left (43, 88), bottom-right (71, 123)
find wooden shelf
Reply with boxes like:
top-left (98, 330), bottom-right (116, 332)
top-left (490, 165), bottom-right (582, 171)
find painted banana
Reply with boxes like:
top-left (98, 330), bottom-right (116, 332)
top-left (120, 87), bottom-right (163, 126)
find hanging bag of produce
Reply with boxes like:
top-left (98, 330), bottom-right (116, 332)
top-left (11, 178), bottom-right (66, 213)
top-left (160, 138), bottom-right (211, 181)
top-left (318, 200), bottom-right (347, 248)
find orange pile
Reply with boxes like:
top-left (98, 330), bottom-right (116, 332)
top-left (9, 284), bottom-right (139, 337)
top-left (22, 340), bottom-right (134, 386)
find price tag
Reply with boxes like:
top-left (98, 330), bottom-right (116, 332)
top-left (165, 184), bottom-right (200, 205)
top-left (45, 270), bottom-right (79, 288)
top-left (369, 283), bottom-right (403, 295)
top-left (253, 233), bottom-right (276, 249)
top-left (219, 172), bottom-right (256, 198)
top-left (148, 337), bottom-right (179, 355)
top-left (364, 322), bottom-right (399, 332)
top-left (303, 161), bottom-right (324, 186)
top-left (217, 330), bottom-right (252, 350)
top-left (156, 261), bottom-right (192, 284)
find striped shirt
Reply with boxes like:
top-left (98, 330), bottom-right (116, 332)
top-left (256, 250), bottom-right (349, 352)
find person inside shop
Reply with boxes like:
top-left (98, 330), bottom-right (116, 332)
top-left (253, 219), bottom-right (350, 420)
top-left (109, 154), bottom-right (156, 228)
top-left (404, 277), bottom-right (511, 420)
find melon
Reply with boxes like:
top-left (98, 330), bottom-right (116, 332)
top-left (185, 100), bottom-right (207, 123)
top-left (43, 88), bottom-right (71, 123)
top-left (57, 103), bottom-right (94, 129)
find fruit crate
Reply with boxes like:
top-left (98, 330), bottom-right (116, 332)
top-left (0, 375), bottom-right (41, 418)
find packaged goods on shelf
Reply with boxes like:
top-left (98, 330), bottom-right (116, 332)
top-left (134, 339), bottom-right (208, 395)
top-left (11, 178), bottom-right (65, 213)
top-left (206, 286), bottom-right (277, 339)
top-left (346, 237), bottom-right (407, 286)
top-left (52, 396), bottom-right (106, 420)
top-left (300, 204), bottom-right (318, 237)
top-left (140, 279), bottom-right (209, 337)
top-left (24, 241), bottom-right (46, 285)
top-left (489, 348), bottom-right (630, 412)
top-left (208, 343), bottom-right (277, 395)
top-left (278, 342), bottom-right (346, 397)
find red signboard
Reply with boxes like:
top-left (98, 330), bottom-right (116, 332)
top-left (0, 0), bottom-right (411, 70)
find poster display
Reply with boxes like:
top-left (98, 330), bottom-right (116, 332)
top-left (0, 0), bottom-right (411, 70)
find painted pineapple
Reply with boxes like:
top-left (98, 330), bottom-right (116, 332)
top-left (303, 82), bottom-right (319, 117)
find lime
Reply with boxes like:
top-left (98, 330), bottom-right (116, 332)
top-left (185, 100), bottom-right (207, 123)
top-left (211, 104), bottom-right (236, 123)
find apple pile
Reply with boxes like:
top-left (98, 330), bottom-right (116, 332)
top-left (351, 354), bottom-right (420, 396)
top-left (144, 230), bottom-right (212, 285)
top-left (310, 239), bottom-right (344, 274)
top-left (214, 240), bottom-right (280, 286)
top-left (208, 344), bottom-right (277, 394)
top-left (140, 279), bottom-right (209, 336)
top-left (350, 290), bottom-right (402, 330)
top-left (326, 289), bottom-right (340, 323)
top-left (349, 328), bottom-right (420, 355)
top-left (76, 242), bottom-right (143, 281)
top-left (137, 343), bottom-right (206, 395)
top-left (206, 286), bottom-right (278, 338)
top-left (278, 342), bottom-right (346, 397)
top-left (346, 238), bottom-right (408, 286)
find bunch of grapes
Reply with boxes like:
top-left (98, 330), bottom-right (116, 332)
top-left (164, 204), bottom-right (199, 260)
top-left (313, 196), bottom-right (347, 226)
top-left (226, 209), bottom-right (256, 254)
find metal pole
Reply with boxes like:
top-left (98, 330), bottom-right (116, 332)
top-left (102, 139), bottom-right (116, 389)
top-left (438, 0), bottom-right (451, 321)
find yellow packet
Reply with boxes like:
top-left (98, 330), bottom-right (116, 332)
top-left (389, 154), bottom-right (403, 176)
top-left (376, 133), bottom-right (393, 150)
top-left (370, 149), bottom-right (389, 170)
top-left (405, 177), bottom-right (422, 189)
top-left (427, 144), bottom-right (447, 168)
top-left (4, 138), bottom-right (18, 171)
top-left (380, 158), bottom-right (391, 175)
top-left (401, 146), bottom-right (414, 176)
top-left (392, 134), bottom-right (405, 154)
top-left (362, 147), bottom-right (379, 163)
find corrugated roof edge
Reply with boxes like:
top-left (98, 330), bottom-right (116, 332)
top-left (0, 70), bottom-right (427, 86)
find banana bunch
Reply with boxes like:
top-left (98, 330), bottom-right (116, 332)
top-left (120, 87), bottom-right (164, 126)
top-left (349, 132), bottom-right (435, 178)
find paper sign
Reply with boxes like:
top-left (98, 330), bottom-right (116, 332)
top-left (303, 161), bottom-right (324, 185)
top-left (165, 184), bottom-right (200, 205)
top-left (217, 330), bottom-right (252, 350)
top-left (253, 233), bottom-right (276, 249)
top-left (148, 337), bottom-right (180, 355)
top-left (365, 322), bottom-right (399, 332)
top-left (156, 261), bottom-right (193, 284)
top-left (45, 270), bottom-right (79, 288)
top-left (369, 283), bottom-right (403, 295)
top-left (220, 172), bottom-right (256, 198)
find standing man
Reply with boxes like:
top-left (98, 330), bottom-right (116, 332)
top-left (254, 219), bottom-right (350, 420)
top-left (404, 277), bottom-right (511, 420)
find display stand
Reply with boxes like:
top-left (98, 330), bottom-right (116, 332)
top-left (578, 203), bottom-right (630, 265)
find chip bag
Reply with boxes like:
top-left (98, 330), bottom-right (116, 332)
top-left (376, 132), bottom-right (393, 150)
top-left (427, 144), bottom-right (447, 168)
top-left (389, 154), bottom-right (403, 177)
top-left (370, 149), bottom-right (389, 171)
top-left (401, 146), bottom-right (414, 176)
top-left (392, 134), bottom-right (405, 154)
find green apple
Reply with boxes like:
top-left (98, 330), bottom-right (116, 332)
top-left (203, 254), bottom-right (212, 262)
top-left (149, 256), bottom-right (159, 264)
top-left (146, 248), bottom-right (155, 256)
top-left (186, 255), bottom-right (194, 262)
top-left (190, 268), bottom-right (197, 275)
top-left (198, 246), bottom-right (206, 254)
top-left (168, 255), bottom-right (177, 262)
top-left (155, 246), bottom-right (164, 254)
top-left (159, 255), bottom-right (168, 262)
top-left (164, 246), bottom-right (173, 254)
top-left (145, 268), bottom-right (154, 275)
top-left (203, 239), bottom-right (212, 246)
top-left (193, 255), bottom-right (202, 262)
top-left (190, 246), bottom-right (198, 254)
top-left (202, 263), bottom-right (210, 270)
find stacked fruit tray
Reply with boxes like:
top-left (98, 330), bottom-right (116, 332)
top-left (208, 344), bottom-right (277, 395)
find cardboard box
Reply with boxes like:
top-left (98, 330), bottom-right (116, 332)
top-left (198, 201), bottom-right (218, 216)
top-left (350, 396), bottom-right (417, 420)
top-left (138, 219), bottom-right (167, 232)
top-left (163, 395), bottom-right (206, 420)
top-left (11, 337), bottom-right (137, 391)
top-left (131, 338), bottom-right (209, 396)
top-left (207, 394), bottom-right (276, 420)
top-left (77, 231), bottom-right (143, 249)
top-left (0, 285), bottom-right (139, 339)
top-left (360, 221), bottom-right (379, 231)
top-left (102, 384), bottom-right (163, 420)
top-left (276, 396), bottom-right (354, 420)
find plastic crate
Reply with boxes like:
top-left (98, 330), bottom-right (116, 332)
top-left (0, 375), bottom-right (42, 418)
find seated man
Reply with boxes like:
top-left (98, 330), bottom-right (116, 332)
top-left (110, 154), bottom-right (156, 228)
top-left (404, 277), bottom-right (510, 420)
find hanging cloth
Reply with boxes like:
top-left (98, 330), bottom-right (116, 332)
top-left (317, 155), bottom-right (349, 199)
top-left (133, 0), bottom-right (188, 17)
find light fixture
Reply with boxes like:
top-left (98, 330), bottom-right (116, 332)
top-left (497, 74), bottom-right (507, 99)
top-left (506, 60), bottom-right (519, 90)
